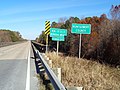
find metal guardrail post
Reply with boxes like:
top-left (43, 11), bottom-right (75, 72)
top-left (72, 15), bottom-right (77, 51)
top-left (37, 51), bottom-right (66, 90)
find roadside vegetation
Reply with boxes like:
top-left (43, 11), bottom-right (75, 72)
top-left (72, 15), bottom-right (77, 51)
top-left (36, 5), bottom-right (120, 90)
top-left (36, 5), bottom-right (120, 66)
top-left (47, 52), bottom-right (120, 90)
top-left (0, 29), bottom-right (24, 42)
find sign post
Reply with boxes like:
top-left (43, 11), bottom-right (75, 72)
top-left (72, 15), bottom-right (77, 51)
top-left (46, 35), bottom-right (48, 53)
top-left (44, 21), bottom-right (50, 53)
top-left (71, 24), bottom-right (91, 59)
top-left (57, 41), bottom-right (59, 56)
top-left (79, 34), bottom-right (81, 59)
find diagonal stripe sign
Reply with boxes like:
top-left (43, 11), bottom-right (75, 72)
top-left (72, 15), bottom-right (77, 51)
top-left (45, 21), bottom-right (50, 35)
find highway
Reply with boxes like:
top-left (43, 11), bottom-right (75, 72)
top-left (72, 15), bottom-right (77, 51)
top-left (0, 41), bottom-right (38, 90)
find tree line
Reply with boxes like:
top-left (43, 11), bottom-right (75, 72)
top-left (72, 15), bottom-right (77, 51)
top-left (0, 29), bottom-right (24, 42)
top-left (36, 5), bottom-right (120, 66)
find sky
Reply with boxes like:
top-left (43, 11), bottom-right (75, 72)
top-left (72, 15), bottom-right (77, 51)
top-left (0, 0), bottom-right (120, 40)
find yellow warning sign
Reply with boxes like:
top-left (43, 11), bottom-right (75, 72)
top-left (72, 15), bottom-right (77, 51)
top-left (45, 21), bottom-right (50, 35)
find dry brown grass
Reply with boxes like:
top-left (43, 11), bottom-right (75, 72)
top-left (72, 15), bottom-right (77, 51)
top-left (46, 52), bottom-right (120, 90)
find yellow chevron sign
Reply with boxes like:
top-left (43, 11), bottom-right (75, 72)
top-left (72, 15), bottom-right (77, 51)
top-left (45, 21), bottom-right (50, 35)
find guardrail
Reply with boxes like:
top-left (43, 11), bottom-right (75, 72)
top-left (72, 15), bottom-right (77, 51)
top-left (32, 43), bottom-right (66, 90)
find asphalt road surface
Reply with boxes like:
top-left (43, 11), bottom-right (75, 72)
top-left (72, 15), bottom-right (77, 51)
top-left (0, 41), bottom-right (38, 90)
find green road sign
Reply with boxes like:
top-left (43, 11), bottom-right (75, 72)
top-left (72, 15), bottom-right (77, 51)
top-left (71, 24), bottom-right (91, 34)
top-left (50, 28), bottom-right (67, 37)
top-left (52, 36), bottom-right (64, 41)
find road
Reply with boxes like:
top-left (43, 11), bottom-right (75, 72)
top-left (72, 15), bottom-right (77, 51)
top-left (0, 41), bottom-right (38, 90)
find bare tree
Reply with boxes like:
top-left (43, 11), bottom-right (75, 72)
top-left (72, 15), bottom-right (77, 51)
top-left (58, 17), bottom-right (67, 24)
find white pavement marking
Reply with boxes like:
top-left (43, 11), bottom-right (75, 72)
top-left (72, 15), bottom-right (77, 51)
top-left (25, 49), bottom-right (30, 90)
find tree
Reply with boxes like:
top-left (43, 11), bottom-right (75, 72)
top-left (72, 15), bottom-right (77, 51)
top-left (110, 5), bottom-right (120, 20)
top-left (51, 22), bottom-right (58, 28)
top-left (0, 29), bottom-right (24, 42)
top-left (96, 5), bottom-right (120, 65)
top-left (58, 17), bottom-right (67, 24)
top-left (37, 31), bottom-right (46, 44)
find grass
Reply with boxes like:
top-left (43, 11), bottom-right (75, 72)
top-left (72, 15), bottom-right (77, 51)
top-left (37, 71), bottom-right (54, 90)
top-left (46, 52), bottom-right (120, 90)
top-left (36, 74), bottom-right (46, 90)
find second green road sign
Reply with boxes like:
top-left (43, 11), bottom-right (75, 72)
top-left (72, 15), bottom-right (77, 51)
top-left (71, 24), bottom-right (91, 34)
top-left (71, 23), bottom-right (91, 59)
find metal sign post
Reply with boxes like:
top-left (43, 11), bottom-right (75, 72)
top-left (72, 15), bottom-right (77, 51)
top-left (79, 34), bottom-right (82, 58)
top-left (57, 41), bottom-right (59, 56)
top-left (46, 35), bottom-right (48, 53)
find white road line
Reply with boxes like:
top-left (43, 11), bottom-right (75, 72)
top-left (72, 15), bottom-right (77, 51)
top-left (25, 49), bottom-right (30, 90)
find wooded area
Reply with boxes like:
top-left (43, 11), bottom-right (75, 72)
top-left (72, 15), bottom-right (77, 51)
top-left (0, 29), bottom-right (23, 42)
top-left (36, 5), bottom-right (120, 66)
